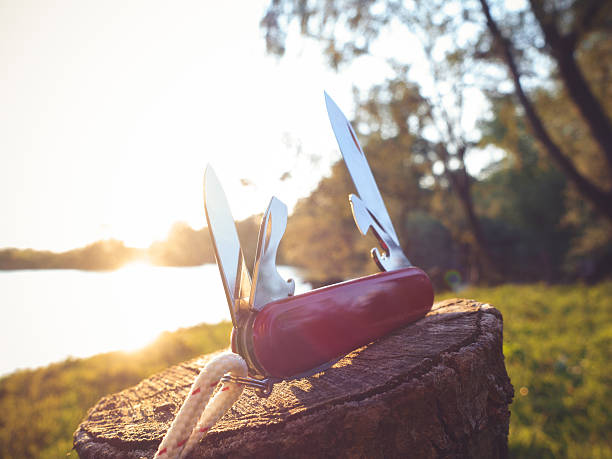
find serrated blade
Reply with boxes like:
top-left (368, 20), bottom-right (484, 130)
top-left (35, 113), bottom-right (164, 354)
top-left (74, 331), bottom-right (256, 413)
top-left (204, 165), bottom-right (251, 327)
top-left (324, 92), bottom-right (412, 271)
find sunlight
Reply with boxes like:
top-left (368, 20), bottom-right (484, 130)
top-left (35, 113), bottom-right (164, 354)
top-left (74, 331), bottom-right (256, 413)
top-left (106, 264), bottom-right (230, 352)
top-left (0, 265), bottom-right (310, 375)
top-left (121, 259), bottom-right (152, 269)
top-left (0, 0), bottom-right (365, 252)
top-left (1, 264), bottom-right (233, 373)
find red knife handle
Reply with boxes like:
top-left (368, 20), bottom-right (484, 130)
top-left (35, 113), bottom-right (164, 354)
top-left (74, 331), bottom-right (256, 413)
top-left (240, 267), bottom-right (433, 379)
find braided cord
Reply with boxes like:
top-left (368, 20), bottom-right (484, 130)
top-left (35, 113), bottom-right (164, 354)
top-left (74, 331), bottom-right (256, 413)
top-left (154, 352), bottom-right (247, 459)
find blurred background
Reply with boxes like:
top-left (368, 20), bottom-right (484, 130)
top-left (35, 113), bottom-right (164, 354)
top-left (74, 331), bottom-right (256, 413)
top-left (0, 0), bottom-right (610, 457)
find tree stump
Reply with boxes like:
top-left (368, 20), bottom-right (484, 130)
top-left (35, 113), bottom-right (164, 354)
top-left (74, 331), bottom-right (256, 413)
top-left (73, 299), bottom-right (513, 458)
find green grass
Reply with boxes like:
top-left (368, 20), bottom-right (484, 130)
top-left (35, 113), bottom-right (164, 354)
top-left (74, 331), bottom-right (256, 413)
top-left (0, 283), bottom-right (610, 458)
top-left (438, 282), bottom-right (612, 458)
top-left (0, 321), bottom-right (232, 458)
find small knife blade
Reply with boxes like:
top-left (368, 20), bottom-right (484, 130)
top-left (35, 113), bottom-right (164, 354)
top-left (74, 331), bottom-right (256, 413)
top-left (204, 165), bottom-right (251, 327)
top-left (324, 92), bottom-right (412, 271)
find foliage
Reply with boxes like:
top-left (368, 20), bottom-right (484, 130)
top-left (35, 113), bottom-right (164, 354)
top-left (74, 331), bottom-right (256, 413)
top-left (148, 222), bottom-right (214, 267)
top-left (260, 0), bottom-right (612, 284)
top-left (0, 239), bottom-right (142, 271)
top-left (438, 282), bottom-right (612, 458)
top-left (0, 216), bottom-right (260, 271)
top-left (0, 321), bottom-right (232, 458)
top-left (280, 162), bottom-right (371, 284)
top-left (148, 217), bottom-right (261, 268)
top-left (280, 142), bottom-right (435, 285)
top-left (480, 90), bottom-right (612, 281)
top-left (473, 156), bottom-right (572, 282)
top-left (278, 115), bottom-right (607, 288)
top-left (352, 78), bottom-right (498, 282)
top-left (262, 0), bottom-right (612, 218)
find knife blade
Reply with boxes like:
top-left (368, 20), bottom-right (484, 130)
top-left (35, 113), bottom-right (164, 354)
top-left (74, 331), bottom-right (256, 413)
top-left (203, 165), bottom-right (251, 327)
top-left (324, 92), bottom-right (412, 272)
top-left (202, 91), bottom-right (434, 384)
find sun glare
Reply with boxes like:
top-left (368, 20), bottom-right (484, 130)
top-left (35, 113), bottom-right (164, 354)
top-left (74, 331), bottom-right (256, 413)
top-left (105, 264), bottom-right (232, 353)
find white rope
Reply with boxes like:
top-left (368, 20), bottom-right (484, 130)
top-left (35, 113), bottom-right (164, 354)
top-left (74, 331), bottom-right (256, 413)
top-left (154, 352), bottom-right (247, 459)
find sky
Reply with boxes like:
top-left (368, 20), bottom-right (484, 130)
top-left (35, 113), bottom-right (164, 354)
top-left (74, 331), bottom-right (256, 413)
top-left (0, 1), bottom-right (493, 252)
top-left (1, 0), bottom-right (395, 251)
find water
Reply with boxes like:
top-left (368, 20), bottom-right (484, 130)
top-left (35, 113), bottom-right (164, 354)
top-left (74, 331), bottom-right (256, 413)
top-left (0, 263), bottom-right (309, 376)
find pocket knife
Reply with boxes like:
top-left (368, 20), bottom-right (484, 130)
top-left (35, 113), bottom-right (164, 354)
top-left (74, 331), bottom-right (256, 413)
top-left (204, 93), bottom-right (433, 395)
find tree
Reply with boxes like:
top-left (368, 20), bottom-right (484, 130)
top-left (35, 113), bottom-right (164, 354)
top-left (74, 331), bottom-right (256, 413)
top-left (261, 0), bottom-right (612, 224)
top-left (480, 93), bottom-right (612, 281)
top-left (262, 0), bottom-right (504, 281)
top-left (148, 222), bottom-right (213, 266)
top-left (279, 133), bottom-right (463, 289)
top-left (353, 76), bottom-right (499, 282)
top-left (477, 0), bottom-right (612, 221)
top-left (280, 162), bottom-right (370, 285)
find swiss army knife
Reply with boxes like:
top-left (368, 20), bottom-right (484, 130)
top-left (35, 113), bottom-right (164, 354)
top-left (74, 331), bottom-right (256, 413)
top-left (204, 93), bottom-right (434, 395)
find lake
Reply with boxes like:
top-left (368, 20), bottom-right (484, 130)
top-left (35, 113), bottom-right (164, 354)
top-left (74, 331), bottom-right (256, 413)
top-left (0, 263), bottom-right (309, 376)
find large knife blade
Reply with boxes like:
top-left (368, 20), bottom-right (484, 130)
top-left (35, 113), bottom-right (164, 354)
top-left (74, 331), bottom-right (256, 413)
top-left (324, 92), bottom-right (412, 272)
top-left (203, 165), bottom-right (251, 327)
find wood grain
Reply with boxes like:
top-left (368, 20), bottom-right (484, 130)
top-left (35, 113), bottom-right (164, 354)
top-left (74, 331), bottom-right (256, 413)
top-left (74, 299), bottom-right (514, 458)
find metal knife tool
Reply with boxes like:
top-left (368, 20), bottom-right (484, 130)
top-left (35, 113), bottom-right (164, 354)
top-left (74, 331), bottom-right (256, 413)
top-left (204, 95), bottom-right (433, 395)
top-left (324, 92), bottom-right (412, 272)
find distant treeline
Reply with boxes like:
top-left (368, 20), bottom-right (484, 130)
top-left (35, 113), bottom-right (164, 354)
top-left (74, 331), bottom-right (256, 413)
top-left (2, 162), bottom-right (610, 289)
top-left (0, 217), bottom-right (262, 271)
top-left (4, 102), bottom-right (612, 289)
top-left (0, 240), bottom-right (142, 271)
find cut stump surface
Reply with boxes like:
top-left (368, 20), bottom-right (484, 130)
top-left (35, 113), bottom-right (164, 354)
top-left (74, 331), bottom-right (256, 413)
top-left (74, 299), bottom-right (514, 458)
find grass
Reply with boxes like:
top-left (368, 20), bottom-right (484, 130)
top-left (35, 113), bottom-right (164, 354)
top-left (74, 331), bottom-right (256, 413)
top-left (438, 282), bottom-right (612, 458)
top-left (0, 321), bottom-right (232, 458)
top-left (0, 282), bottom-right (610, 458)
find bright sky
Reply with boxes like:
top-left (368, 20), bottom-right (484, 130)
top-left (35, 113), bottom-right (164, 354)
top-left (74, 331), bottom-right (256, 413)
top-left (1, 1), bottom-right (494, 252)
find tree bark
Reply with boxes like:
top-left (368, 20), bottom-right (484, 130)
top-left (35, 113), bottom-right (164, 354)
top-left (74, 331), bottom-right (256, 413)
top-left (74, 299), bottom-right (513, 458)
top-left (445, 162), bottom-right (498, 284)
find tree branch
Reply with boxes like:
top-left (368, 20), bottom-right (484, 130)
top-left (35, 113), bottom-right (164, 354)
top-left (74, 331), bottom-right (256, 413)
top-left (479, 0), bottom-right (612, 221)
top-left (528, 0), bottom-right (612, 168)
